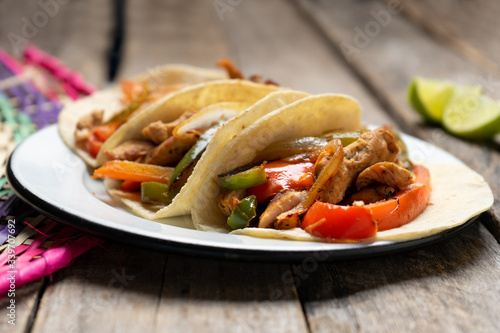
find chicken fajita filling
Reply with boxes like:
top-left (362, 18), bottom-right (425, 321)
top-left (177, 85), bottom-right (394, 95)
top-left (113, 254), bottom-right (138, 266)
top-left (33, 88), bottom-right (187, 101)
top-left (216, 127), bottom-right (431, 240)
top-left (92, 102), bottom-right (251, 205)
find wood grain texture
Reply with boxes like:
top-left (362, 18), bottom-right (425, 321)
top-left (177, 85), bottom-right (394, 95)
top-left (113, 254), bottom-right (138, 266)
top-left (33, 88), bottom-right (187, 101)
top-left (118, 0), bottom-right (232, 79)
top-left (154, 255), bottom-right (308, 333)
top-left (0, 279), bottom-right (44, 333)
top-left (221, 0), bottom-right (396, 127)
top-left (296, 0), bottom-right (500, 236)
top-left (31, 242), bottom-right (168, 333)
top-left (395, 0), bottom-right (500, 73)
top-left (297, 223), bottom-right (500, 333)
top-left (0, 0), bottom-right (113, 87)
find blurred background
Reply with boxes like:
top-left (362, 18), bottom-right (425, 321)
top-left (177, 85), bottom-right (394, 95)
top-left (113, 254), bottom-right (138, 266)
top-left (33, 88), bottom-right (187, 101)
top-left (1, 0), bottom-right (499, 126)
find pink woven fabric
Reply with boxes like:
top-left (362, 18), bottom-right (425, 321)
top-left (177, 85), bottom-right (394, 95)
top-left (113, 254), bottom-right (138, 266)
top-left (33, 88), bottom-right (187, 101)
top-left (1, 46), bottom-right (100, 295)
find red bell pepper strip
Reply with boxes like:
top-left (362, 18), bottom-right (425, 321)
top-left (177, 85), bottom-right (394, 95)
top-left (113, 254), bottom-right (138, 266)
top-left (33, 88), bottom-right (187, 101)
top-left (302, 204), bottom-right (376, 239)
top-left (247, 161), bottom-right (314, 203)
top-left (87, 122), bottom-right (121, 158)
top-left (367, 164), bottom-right (431, 231)
top-left (120, 180), bottom-right (142, 192)
top-left (302, 164), bottom-right (431, 239)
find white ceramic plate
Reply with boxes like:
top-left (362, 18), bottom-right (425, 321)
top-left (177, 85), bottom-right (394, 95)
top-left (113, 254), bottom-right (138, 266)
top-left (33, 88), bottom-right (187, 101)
top-left (6, 125), bottom-right (477, 261)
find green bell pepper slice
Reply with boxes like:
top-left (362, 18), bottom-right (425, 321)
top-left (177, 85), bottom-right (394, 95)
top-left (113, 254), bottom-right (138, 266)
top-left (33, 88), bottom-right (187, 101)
top-left (218, 165), bottom-right (268, 190)
top-left (169, 123), bottom-right (221, 186)
top-left (227, 195), bottom-right (258, 230)
top-left (141, 181), bottom-right (169, 204)
top-left (321, 130), bottom-right (364, 146)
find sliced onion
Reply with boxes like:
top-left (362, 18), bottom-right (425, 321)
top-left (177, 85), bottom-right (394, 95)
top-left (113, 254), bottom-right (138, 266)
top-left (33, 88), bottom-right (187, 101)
top-left (276, 139), bottom-right (344, 223)
top-left (173, 102), bottom-right (249, 135)
top-left (254, 137), bottom-right (328, 162)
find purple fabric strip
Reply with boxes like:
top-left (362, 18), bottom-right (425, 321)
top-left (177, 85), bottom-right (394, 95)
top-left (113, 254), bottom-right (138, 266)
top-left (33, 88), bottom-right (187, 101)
top-left (7, 84), bottom-right (29, 109)
top-left (0, 195), bottom-right (26, 244)
top-left (3, 80), bottom-right (61, 129)
top-left (20, 81), bottom-right (62, 128)
top-left (0, 195), bottom-right (17, 217)
top-left (29, 101), bottom-right (62, 128)
top-left (0, 225), bottom-right (10, 245)
top-left (0, 62), bottom-right (15, 80)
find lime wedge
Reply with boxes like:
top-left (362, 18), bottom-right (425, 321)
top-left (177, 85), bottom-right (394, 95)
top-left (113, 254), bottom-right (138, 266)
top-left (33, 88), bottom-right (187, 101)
top-left (408, 77), bottom-right (457, 123)
top-left (443, 90), bottom-right (500, 139)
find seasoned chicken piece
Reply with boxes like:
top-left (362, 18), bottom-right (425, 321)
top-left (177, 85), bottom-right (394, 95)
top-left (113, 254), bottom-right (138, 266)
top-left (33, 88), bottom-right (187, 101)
top-left (103, 140), bottom-right (154, 161)
top-left (344, 184), bottom-right (397, 205)
top-left (319, 128), bottom-right (399, 204)
top-left (76, 109), bottom-right (104, 130)
top-left (259, 190), bottom-right (306, 228)
top-left (141, 110), bottom-right (195, 144)
top-left (218, 189), bottom-right (246, 216)
top-left (141, 121), bottom-right (171, 144)
top-left (356, 162), bottom-right (415, 191)
top-left (144, 131), bottom-right (199, 166)
top-left (276, 139), bottom-right (343, 228)
top-left (74, 109), bottom-right (104, 149)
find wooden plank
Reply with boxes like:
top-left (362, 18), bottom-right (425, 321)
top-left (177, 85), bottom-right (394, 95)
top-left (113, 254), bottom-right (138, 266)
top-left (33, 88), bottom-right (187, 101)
top-left (0, 279), bottom-right (44, 333)
top-left (395, 0), bottom-right (500, 73)
top-left (297, 223), bottom-right (500, 333)
top-left (30, 241), bottom-right (167, 333)
top-left (154, 256), bottom-right (308, 333)
top-left (118, 0), bottom-right (232, 79)
top-left (220, 0), bottom-right (396, 127)
top-left (0, 0), bottom-right (113, 87)
top-left (296, 0), bottom-right (500, 235)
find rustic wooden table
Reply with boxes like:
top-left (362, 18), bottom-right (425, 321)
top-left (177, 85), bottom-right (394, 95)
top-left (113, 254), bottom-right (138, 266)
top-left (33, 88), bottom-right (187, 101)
top-left (1, 1), bottom-right (499, 332)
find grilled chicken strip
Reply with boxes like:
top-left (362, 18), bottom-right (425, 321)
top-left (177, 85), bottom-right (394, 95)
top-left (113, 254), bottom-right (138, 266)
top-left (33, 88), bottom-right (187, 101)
top-left (218, 189), bottom-right (246, 216)
top-left (141, 110), bottom-right (196, 144)
top-left (144, 131), bottom-right (200, 166)
top-left (356, 161), bottom-right (414, 191)
top-left (259, 190), bottom-right (306, 228)
top-left (74, 109), bottom-right (104, 149)
top-left (319, 128), bottom-right (399, 204)
top-left (104, 140), bottom-right (155, 161)
top-left (344, 184), bottom-right (397, 205)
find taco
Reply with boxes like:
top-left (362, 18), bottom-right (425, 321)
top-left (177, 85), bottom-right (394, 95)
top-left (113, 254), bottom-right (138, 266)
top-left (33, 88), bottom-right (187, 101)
top-left (191, 94), bottom-right (493, 242)
top-left (92, 80), bottom-right (310, 219)
top-left (58, 64), bottom-right (228, 168)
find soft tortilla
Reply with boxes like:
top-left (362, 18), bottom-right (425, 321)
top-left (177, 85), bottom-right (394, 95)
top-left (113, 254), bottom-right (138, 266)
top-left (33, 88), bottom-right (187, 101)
top-left (58, 64), bottom-right (227, 167)
top-left (191, 93), bottom-right (363, 233)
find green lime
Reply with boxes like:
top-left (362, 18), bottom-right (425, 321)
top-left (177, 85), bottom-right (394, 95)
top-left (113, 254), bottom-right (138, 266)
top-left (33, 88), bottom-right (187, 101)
top-left (442, 90), bottom-right (500, 140)
top-left (407, 77), bottom-right (457, 123)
